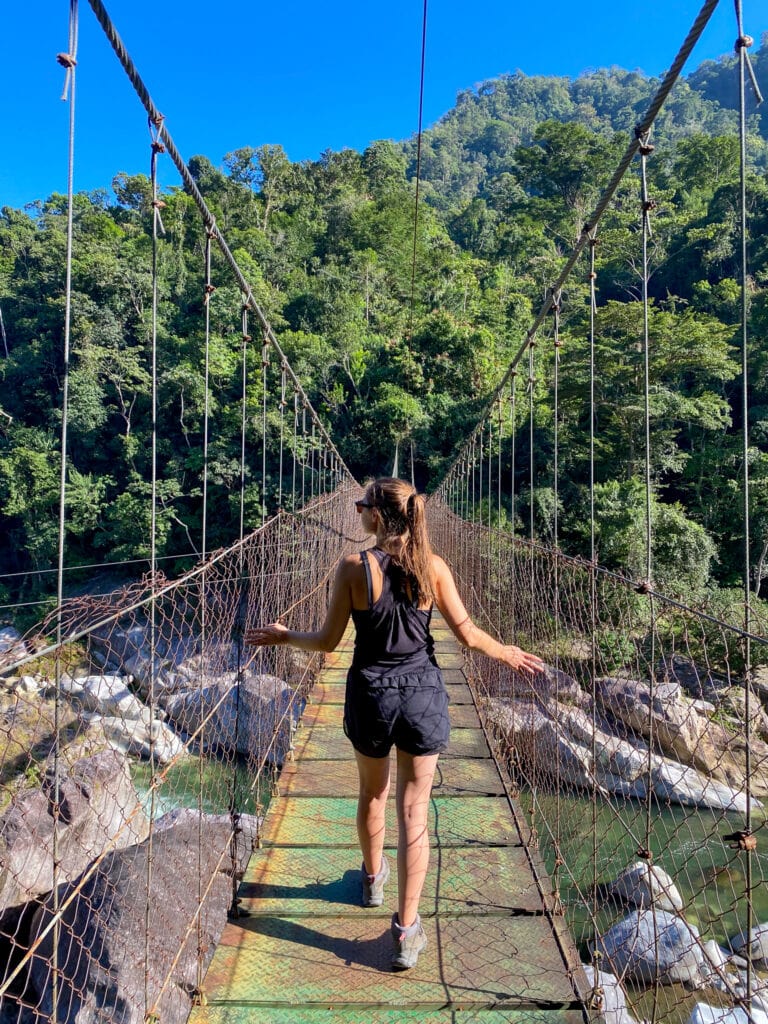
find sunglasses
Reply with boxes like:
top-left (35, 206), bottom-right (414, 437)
top-left (355, 500), bottom-right (375, 511)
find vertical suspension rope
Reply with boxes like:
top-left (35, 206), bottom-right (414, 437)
top-left (193, 228), bottom-right (216, 1004)
top-left (292, 390), bottom-right (299, 514)
top-left (734, 2), bottom-right (762, 1008)
top-left (588, 233), bottom-right (600, 934)
top-left (528, 342), bottom-right (536, 645)
top-left (551, 289), bottom-right (563, 915)
top-left (638, 128), bottom-right (660, 1024)
top-left (510, 374), bottom-right (517, 632)
top-left (143, 108), bottom-right (164, 1022)
top-left (53, 4), bottom-right (79, 1017)
top-left (230, 301), bottom-right (251, 917)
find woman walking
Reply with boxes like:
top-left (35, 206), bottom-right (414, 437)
top-left (245, 477), bottom-right (543, 970)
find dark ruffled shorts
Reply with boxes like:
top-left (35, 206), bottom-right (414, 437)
top-left (343, 664), bottom-right (450, 758)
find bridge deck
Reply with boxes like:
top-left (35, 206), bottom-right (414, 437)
top-left (189, 619), bottom-right (586, 1024)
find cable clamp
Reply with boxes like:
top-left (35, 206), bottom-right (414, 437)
top-left (636, 846), bottom-right (652, 861)
top-left (723, 829), bottom-right (757, 852)
top-left (588, 271), bottom-right (597, 281)
top-left (736, 34), bottom-right (754, 49)
top-left (642, 199), bottom-right (657, 212)
top-left (56, 52), bottom-right (77, 68)
top-left (635, 580), bottom-right (652, 595)
top-left (638, 144), bottom-right (655, 157)
top-left (152, 199), bottom-right (166, 210)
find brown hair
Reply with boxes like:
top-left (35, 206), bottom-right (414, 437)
top-left (367, 477), bottom-right (435, 604)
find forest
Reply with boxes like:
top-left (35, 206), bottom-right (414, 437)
top-left (1, 38), bottom-right (767, 622)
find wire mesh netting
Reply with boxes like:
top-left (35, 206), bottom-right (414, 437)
top-left (431, 498), bottom-right (768, 1024)
top-left (0, 486), bottom-right (364, 1024)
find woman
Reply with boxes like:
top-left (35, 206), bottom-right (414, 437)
top-left (245, 477), bottom-right (544, 970)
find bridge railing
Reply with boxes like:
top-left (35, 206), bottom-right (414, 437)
top-left (431, 497), bottom-right (768, 1024)
top-left (0, 483), bottom-right (362, 1024)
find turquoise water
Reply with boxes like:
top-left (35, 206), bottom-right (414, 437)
top-left (130, 756), bottom-right (271, 820)
top-left (529, 791), bottom-right (768, 952)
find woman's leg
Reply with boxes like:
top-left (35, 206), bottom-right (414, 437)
top-left (354, 750), bottom-right (391, 875)
top-left (395, 749), bottom-right (439, 928)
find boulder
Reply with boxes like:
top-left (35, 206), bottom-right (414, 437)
top-left (602, 861), bottom-right (684, 913)
top-left (652, 760), bottom-right (756, 814)
top-left (28, 818), bottom-right (244, 1024)
top-left (594, 909), bottom-right (711, 988)
top-left (83, 714), bottom-right (186, 765)
top-left (581, 964), bottom-right (638, 1024)
top-left (660, 654), bottom-right (730, 700)
top-left (0, 626), bottom-right (27, 672)
top-left (597, 676), bottom-right (768, 799)
top-left (58, 673), bottom-right (148, 721)
top-left (729, 923), bottom-right (768, 968)
top-left (0, 751), bottom-right (149, 922)
top-left (689, 1004), bottom-right (768, 1024)
top-left (161, 671), bottom-right (303, 762)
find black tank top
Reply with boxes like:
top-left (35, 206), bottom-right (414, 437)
top-left (351, 548), bottom-right (436, 675)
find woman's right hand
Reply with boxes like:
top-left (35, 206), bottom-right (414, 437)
top-left (244, 622), bottom-right (290, 646)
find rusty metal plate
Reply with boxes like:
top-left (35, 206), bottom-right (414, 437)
top-left (201, 914), bottom-right (577, 1009)
top-left (279, 757), bottom-right (505, 799)
top-left (259, 796), bottom-right (519, 848)
top-left (191, 1006), bottom-right (585, 1024)
top-left (236, 845), bottom-right (544, 917)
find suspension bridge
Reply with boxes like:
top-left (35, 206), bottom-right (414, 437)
top-left (0, 0), bottom-right (767, 1023)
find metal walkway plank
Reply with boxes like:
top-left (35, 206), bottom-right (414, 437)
top-left (193, 1007), bottom-right (585, 1024)
top-left (279, 756), bottom-right (506, 798)
top-left (259, 796), bottom-right (521, 848)
top-left (236, 845), bottom-right (545, 916)
top-left (202, 914), bottom-right (579, 1009)
top-left (189, 616), bottom-right (584, 1024)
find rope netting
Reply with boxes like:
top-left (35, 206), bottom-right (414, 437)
top-left (2, 0), bottom-right (766, 1020)
top-left (430, 502), bottom-right (768, 1024)
top-left (0, 2), bottom-right (366, 1022)
top-left (0, 489), bottom-right (364, 1022)
top-left (425, 4), bottom-right (766, 1018)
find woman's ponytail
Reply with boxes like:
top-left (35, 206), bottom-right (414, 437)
top-left (366, 477), bottom-right (436, 603)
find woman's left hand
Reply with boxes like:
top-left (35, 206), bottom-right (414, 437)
top-left (244, 622), bottom-right (290, 646)
top-left (502, 645), bottom-right (546, 675)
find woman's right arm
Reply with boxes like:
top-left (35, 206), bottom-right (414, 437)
top-left (432, 555), bottom-right (545, 675)
top-left (244, 555), bottom-right (356, 653)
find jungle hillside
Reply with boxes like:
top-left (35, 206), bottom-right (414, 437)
top-left (1, 39), bottom-right (768, 622)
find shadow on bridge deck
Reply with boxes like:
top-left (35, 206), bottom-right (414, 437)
top-left (188, 618), bottom-right (587, 1024)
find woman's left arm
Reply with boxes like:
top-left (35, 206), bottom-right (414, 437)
top-left (244, 555), bottom-right (355, 653)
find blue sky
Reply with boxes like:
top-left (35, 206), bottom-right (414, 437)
top-left (1, 0), bottom-right (762, 210)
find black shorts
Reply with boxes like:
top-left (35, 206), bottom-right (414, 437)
top-left (343, 664), bottom-right (450, 758)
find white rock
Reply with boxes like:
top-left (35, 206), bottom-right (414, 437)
top-left (689, 1004), bottom-right (768, 1024)
top-left (594, 909), bottom-right (709, 988)
top-left (729, 923), bottom-right (768, 967)
top-left (87, 714), bottom-right (187, 764)
top-left (653, 760), bottom-right (758, 814)
top-left (606, 861), bottom-right (684, 913)
top-left (581, 965), bottom-right (638, 1024)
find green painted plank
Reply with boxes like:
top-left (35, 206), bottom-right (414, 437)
top-left (200, 914), bottom-right (578, 1008)
top-left (259, 796), bottom-right (519, 848)
top-left (279, 756), bottom-right (506, 798)
top-left (192, 1007), bottom-right (585, 1024)
top-left (236, 845), bottom-right (544, 917)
